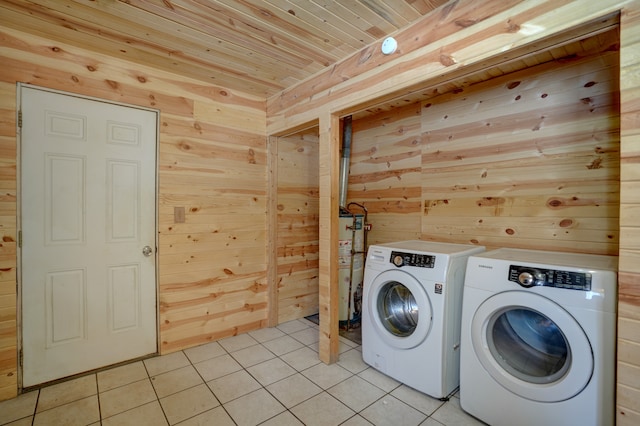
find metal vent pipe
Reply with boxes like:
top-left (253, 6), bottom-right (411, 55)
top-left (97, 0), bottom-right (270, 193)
top-left (339, 115), bottom-right (353, 208)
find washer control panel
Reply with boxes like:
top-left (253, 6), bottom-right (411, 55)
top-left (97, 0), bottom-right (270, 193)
top-left (508, 264), bottom-right (592, 291)
top-left (390, 251), bottom-right (436, 268)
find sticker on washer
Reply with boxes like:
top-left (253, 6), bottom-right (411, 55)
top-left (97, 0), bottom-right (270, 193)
top-left (435, 283), bottom-right (443, 294)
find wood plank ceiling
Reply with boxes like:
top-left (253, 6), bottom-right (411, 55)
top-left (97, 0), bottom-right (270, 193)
top-left (0, 0), bottom-right (451, 98)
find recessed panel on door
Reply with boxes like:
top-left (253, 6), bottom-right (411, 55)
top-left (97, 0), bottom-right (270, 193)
top-left (108, 264), bottom-right (140, 332)
top-left (107, 160), bottom-right (139, 242)
top-left (46, 111), bottom-right (86, 140)
top-left (107, 121), bottom-right (141, 147)
top-left (45, 154), bottom-right (85, 245)
top-left (46, 269), bottom-right (86, 346)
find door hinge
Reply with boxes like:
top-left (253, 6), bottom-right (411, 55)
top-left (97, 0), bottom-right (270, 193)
top-left (18, 230), bottom-right (22, 248)
top-left (18, 110), bottom-right (22, 128)
top-left (19, 348), bottom-right (23, 368)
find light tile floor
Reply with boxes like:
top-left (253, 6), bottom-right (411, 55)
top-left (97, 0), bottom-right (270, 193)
top-left (0, 318), bottom-right (486, 426)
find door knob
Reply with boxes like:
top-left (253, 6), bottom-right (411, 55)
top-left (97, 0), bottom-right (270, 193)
top-left (142, 245), bottom-right (153, 257)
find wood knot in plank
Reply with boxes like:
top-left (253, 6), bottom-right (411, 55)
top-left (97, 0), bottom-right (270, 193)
top-left (547, 196), bottom-right (591, 209)
top-left (439, 54), bottom-right (457, 67)
top-left (506, 20), bottom-right (520, 33)
top-left (477, 197), bottom-right (504, 207)
top-left (587, 157), bottom-right (603, 169)
top-left (455, 19), bottom-right (478, 28)
top-left (423, 199), bottom-right (449, 215)
top-left (358, 47), bottom-right (375, 64)
top-left (547, 198), bottom-right (563, 208)
top-left (559, 219), bottom-right (573, 227)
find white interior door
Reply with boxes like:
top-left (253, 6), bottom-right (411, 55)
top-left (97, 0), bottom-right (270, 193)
top-left (20, 85), bottom-right (158, 387)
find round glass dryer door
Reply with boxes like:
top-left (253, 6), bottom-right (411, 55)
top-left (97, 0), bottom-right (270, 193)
top-left (366, 269), bottom-right (433, 349)
top-left (470, 291), bottom-right (593, 402)
top-left (489, 308), bottom-right (569, 383)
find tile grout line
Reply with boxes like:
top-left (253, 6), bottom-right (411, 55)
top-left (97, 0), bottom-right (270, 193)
top-left (18, 319), bottom-right (471, 426)
top-left (94, 373), bottom-right (102, 425)
top-left (141, 356), bottom-right (172, 426)
top-left (181, 347), bottom-right (233, 426)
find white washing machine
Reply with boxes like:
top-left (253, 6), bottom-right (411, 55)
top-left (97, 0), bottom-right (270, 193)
top-left (362, 240), bottom-right (485, 399)
top-left (460, 248), bottom-right (618, 426)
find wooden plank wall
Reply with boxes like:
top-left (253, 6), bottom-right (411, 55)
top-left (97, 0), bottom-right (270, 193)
top-left (419, 40), bottom-right (620, 254)
top-left (619, 2), bottom-right (640, 423)
top-left (0, 27), bottom-right (267, 399)
top-left (275, 130), bottom-right (320, 323)
top-left (349, 103), bottom-right (423, 244)
top-left (266, 1), bottom-right (640, 422)
top-left (0, 48), bottom-right (18, 400)
top-left (349, 32), bottom-right (620, 255)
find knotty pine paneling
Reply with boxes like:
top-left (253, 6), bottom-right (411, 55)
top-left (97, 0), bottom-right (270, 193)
top-left (275, 131), bottom-right (320, 323)
top-left (347, 32), bottom-right (620, 255)
top-left (0, 83), bottom-right (17, 399)
top-left (348, 103), bottom-right (423, 245)
top-left (0, 27), bottom-right (266, 399)
top-left (420, 43), bottom-right (620, 254)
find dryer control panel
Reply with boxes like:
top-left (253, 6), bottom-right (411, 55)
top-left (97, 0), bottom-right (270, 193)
top-left (508, 265), bottom-right (592, 291)
top-left (390, 251), bottom-right (435, 268)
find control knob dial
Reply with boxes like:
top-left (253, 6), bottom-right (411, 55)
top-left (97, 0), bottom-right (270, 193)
top-left (518, 271), bottom-right (535, 287)
top-left (517, 269), bottom-right (545, 288)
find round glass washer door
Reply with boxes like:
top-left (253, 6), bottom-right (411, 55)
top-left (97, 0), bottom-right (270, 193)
top-left (366, 269), bottom-right (433, 349)
top-left (470, 291), bottom-right (593, 402)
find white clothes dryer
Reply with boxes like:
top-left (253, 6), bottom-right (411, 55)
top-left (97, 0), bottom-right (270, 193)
top-left (362, 240), bottom-right (485, 399)
top-left (460, 248), bottom-right (618, 426)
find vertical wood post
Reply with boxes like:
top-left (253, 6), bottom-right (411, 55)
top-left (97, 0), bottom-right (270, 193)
top-left (267, 135), bottom-right (279, 327)
top-left (618, 1), bottom-right (640, 424)
top-left (318, 112), bottom-right (340, 363)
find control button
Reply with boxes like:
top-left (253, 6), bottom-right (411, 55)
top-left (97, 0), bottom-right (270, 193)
top-left (518, 271), bottom-right (535, 287)
top-left (393, 255), bottom-right (404, 267)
